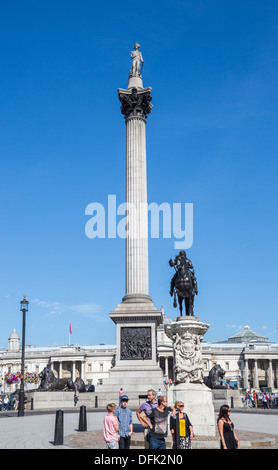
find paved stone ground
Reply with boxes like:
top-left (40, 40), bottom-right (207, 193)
top-left (65, 427), bottom-right (278, 450)
top-left (0, 409), bottom-right (277, 449)
top-left (64, 408), bottom-right (278, 450)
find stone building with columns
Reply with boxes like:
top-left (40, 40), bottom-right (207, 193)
top-left (1, 320), bottom-right (277, 395)
top-left (157, 317), bottom-right (278, 391)
top-left (0, 329), bottom-right (115, 395)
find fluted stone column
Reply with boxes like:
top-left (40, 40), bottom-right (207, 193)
top-left (244, 360), bottom-right (249, 390)
top-left (110, 75), bottom-right (162, 320)
top-left (125, 116), bottom-right (148, 296)
top-left (106, 47), bottom-right (163, 387)
top-left (268, 359), bottom-right (273, 388)
top-left (72, 361), bottom-right (76, 382)
top-left (254, 359), bottom-right (259, 388)
top-left (118, 85), bottom-right (153, 302)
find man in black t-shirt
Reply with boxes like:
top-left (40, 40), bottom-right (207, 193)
top-left (141, 395), bottom-right (176, 449)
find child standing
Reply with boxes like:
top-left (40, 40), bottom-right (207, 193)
top-left (103, 403), bottom-right (120, 449)
top-left (115, 395), bottom-right (133, 449)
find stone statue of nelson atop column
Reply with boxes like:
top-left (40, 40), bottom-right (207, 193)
top-left (130, 42), bottom-right (144, 78)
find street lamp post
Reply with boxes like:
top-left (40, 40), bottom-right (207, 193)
top-left (18, 296), bottom-right (29, 417)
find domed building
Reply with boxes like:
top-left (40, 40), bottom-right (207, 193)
top-left (226, 325), bottom-right (268, 344)
top-left (157, 316), bottom-right (278, 391)
top-left (0, 320), bottom-right (277, 395)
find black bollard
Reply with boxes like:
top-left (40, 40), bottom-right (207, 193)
top-left (78, 405), bottom-right (87, 432)
top-left (231, 396), bottom-right (234, 409)
top-left (54, 409), bottom-right (64, 445)
top-left (95, 395), bottom-right (98, 408)
top-left (31, 398), bottom-right (34, 410)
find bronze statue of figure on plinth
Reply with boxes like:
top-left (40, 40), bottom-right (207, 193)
top-left (169, 250), bottom-right (198, 316)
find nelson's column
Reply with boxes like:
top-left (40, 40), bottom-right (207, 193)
top-left (101, 44), bottom-right (164, 399)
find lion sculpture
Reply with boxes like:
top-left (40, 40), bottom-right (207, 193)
top-left (37, 362), bottom-right (86, 392)
top-left (204, 364), bottom-right (226, 389)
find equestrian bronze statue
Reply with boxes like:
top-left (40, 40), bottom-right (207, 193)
top-left (169, 250), bottom-right (198, 316)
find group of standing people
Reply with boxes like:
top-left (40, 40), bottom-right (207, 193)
top-left (244, 390), bottom-right (258, 408)
top-left (103, 387), bottom-right (242, 450)
top-left (103, 388), bottom-right (194, 450)
top-left (261, 392), bottom-right (277, 409)
top-left (0, 394), bottom-right (20, 411)
top-left (136, 388), bottom-right (193, 450)
top-left (0, 395), bottom-right (10, 410)
top-left (244, 390), bottom-right (278, 409)
top-left (103, 393), bottom-right (133, 449)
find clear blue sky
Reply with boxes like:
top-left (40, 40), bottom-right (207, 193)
top-left (1, 0), bottom-right (277, 348)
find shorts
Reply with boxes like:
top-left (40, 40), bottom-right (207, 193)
top-left (105, 440), bottom-right (119, 449)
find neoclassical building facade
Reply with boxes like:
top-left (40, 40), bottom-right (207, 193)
top-left (157, 317), bottom-right (278, 391)
top-left (1, 319), bottom-right (277, 394)
top-left (0, 330), bottom-right (115, 394)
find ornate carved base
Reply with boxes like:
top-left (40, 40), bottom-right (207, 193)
top-left (101, 301), bottom-right (164, 394)
top-left (165, 316), bottom-right (215, 435)
top-left (109, 298), bottom-right (163, 368)
top-left (165, 316), bottom-right (210, 385)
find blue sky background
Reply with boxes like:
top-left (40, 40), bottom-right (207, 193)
top-left (0, 0), bottom-right (277, 348)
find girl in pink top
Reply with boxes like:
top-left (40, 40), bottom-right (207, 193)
top-left (103, 403), bottom-right (120, 449)
top-left (119, 388), bottom-right (124, 405)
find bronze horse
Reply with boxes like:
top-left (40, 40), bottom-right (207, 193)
top-left (170, 260), bottom-right (196, 316)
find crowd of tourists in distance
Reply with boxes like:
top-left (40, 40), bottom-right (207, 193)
top-left (243, 390), bottom-right (278, 409)
top-left (0, 393), bottom-right (26, 411)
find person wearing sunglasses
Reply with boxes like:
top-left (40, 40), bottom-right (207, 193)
top-left (170, 401), bottom-right (194, 449)
top-left (140, 395), bottom-right (176, 449)
top-left (217, 404), bottom-right (240, 449)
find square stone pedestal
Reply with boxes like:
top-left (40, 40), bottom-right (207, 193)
top-left (100, 295), bottom-right (165, 400)
top-left (168, 383), bottom-right (216, 436)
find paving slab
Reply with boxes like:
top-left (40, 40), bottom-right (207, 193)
top-left (0, 409), bottom-right (277, 449)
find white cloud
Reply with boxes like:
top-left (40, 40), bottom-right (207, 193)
top-left (66, 304), bottom-right (101, 314)
top-left (32, 298), bottom-right (104, 320)
top-left (66, 303), bottom-right (105, 320)
top-left (32, 299), bottom-right (61, 308)
top-left (225, 324), bottom-right (243, 331)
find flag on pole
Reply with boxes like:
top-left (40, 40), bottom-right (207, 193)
top-left (69, 323), bottom-right (72, 346)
